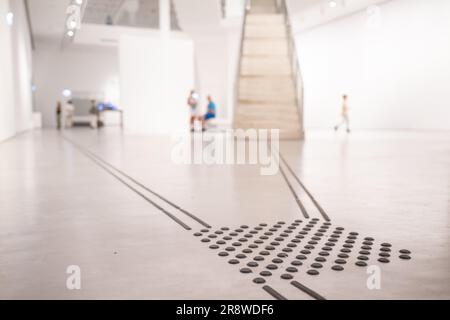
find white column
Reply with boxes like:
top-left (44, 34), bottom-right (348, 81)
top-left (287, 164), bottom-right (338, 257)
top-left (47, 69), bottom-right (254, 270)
top-left (159, 0), bottom-right (171, 35)
top-left (0, 0), bottom-right (16, 141)
top-left (159, 0), bottom-right (171, 130)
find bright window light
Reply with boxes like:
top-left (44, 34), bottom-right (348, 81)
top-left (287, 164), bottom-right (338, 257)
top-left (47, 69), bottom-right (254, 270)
top-left (329, 1), bottom-right (337, 8)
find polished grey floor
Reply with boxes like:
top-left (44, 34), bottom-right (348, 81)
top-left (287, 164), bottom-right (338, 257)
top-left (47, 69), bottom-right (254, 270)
top-left (0, 129), bottom-right (449, 299)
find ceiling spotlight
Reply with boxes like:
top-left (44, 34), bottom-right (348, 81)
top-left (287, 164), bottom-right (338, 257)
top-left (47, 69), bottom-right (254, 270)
top-left (69, 20), bottom-right (77, 29)
top-left (6, 12), bottom-right (14, 26)
top-left (329, 1), bottom-right (337, 8)
top-left (67, 30), bottom-right (75, 37)
top-left (75, 0), bottom-right (83, 5)
top-left (62, 89), bottom-right (72, 97)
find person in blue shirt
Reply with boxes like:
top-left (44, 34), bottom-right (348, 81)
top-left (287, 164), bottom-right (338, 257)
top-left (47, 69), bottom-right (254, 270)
top-left (200, 96), bottom-right (217, 131)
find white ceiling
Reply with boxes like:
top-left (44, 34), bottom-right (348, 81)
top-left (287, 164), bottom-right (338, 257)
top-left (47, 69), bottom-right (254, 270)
top-left (27, 0), bottom-right (389, 45)
top-left (28, 0), bottom-right (71, 39)
top-left (82, 0), bottom-right (180, 30)
top-left (287, 0), bottom-right (325, 12)
top-left (28, 0), bottom-right (180, 43)
top-left (26, 0), bottom-right (322, 40)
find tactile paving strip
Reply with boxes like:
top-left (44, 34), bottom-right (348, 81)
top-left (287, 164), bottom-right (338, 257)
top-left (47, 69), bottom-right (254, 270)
top-left (194, 218), bottom-right (413, 299)
top-left (64, 137), bottom-right (414, 299)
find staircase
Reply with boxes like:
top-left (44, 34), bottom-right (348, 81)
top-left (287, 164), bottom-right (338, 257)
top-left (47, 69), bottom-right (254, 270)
top-left (234, 0), bottom-right (304, 139)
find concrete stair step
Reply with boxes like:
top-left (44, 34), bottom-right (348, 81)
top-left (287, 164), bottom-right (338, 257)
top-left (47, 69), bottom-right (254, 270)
top-left (235, 121), bottom-right (301, 133)
top-left (233, 129), bottom-right (302, 140)
top-left (245, 24), bottom-right (286, 39)
top-left (236, 107), bottom-right (298, 119)
top-left (239, 76), bottom-right (295, 99)
top-left (238, 93), bottom-right (296, 104)
top-left (237, 102), bottom-right (298, 112)
top-left (239, 75), bottom-right (295, 88)
top-left (241, 56), bottom-right (291, 76)
top-left (250, 0), bottom-right (277, 7)
top-left (236, 114), bottom-right (299, 125)
top-left (236, 109), bottom-right (300, 120)
top-left (279, 130), bottom-right (303, 140)
top-left (243, 39), bottom-right (289, 56)
top-left (235, 101), bottom-right (301, 129)
top-left (246, 14), bottom-right (284, 25)
top-left (235, 122), bottom-right (300, 133)
top-left (249, 0), bottom-right (277, 14)
top-left (250, 6), bottom-right (277, 14)
top-left (237, 108), bottom-right (298, 116)
top-left (233, 124), bottom-right (302, 140)
top-left (238, 95), bottom-right (296, 105)
top-left (235, 115), bottom-right (300, 126)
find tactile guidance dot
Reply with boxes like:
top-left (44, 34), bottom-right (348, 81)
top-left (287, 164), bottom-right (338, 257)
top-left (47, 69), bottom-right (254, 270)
top-left (332, 265), bottom-right (344, 271)
top-left (307, 269), bottom-right (320, 276)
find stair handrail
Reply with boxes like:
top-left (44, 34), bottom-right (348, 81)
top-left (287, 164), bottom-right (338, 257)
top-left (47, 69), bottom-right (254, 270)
top-left (233, 0), bottom-right (251, 127)
top-left (277, 0), bottom-right (305, 137)
top-left (221, 0), bottom-right (227, 19)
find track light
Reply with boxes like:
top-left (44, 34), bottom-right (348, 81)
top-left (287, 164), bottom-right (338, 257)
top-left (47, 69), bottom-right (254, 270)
top-left (6, 12), bottom-right (14, 26)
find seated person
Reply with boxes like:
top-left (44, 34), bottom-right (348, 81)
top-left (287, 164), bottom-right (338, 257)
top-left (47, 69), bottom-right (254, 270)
top-left (187, 90), bottom-right (199, 131)
top-left (89, 99), bottom-right (99, 129)
top-left (200, 96), bottom-right (217, 130)
top-left (64, 100), bottom-right (75, 128)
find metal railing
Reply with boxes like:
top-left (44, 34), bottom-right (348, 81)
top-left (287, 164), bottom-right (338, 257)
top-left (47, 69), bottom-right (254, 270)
top-left (277, 0), bottom-right (305, 136)
top-left (232, 0), bottom-right (251, 127)
top-left (221, 0), bottom-right (227, 19)
top-left (24, 0), bottom-right (35, 50)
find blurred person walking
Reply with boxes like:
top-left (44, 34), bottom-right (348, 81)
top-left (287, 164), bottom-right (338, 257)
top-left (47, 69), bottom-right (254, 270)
top-left (64, 100), bottom-right (75, 128)
top-left (56, 101), bottom-right (62, 130)
top-left (334, 95), bottom-right (351, 133)
top-left (89, 100), bottom-right (99, 129)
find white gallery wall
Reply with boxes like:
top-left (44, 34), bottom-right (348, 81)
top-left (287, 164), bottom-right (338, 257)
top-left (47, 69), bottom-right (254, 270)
top-left (33, 41), bottom-right (119, 127)
top-left (173, 0), bottom-right (243, 124)
top-left (119, 34), bottom-right (194, 135)
top-left (193, 35), bottom-right (229, 119)
top-left (296, 0), bottom-right (450, 130)
top-left (0, 0), bottom-right (15, 141)
top-left (11, 0), bottom-right (33, 133)
top-left (193, 31), bottom-right (241, 122)
top-left (0, 0), bottom-right (33, 142)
